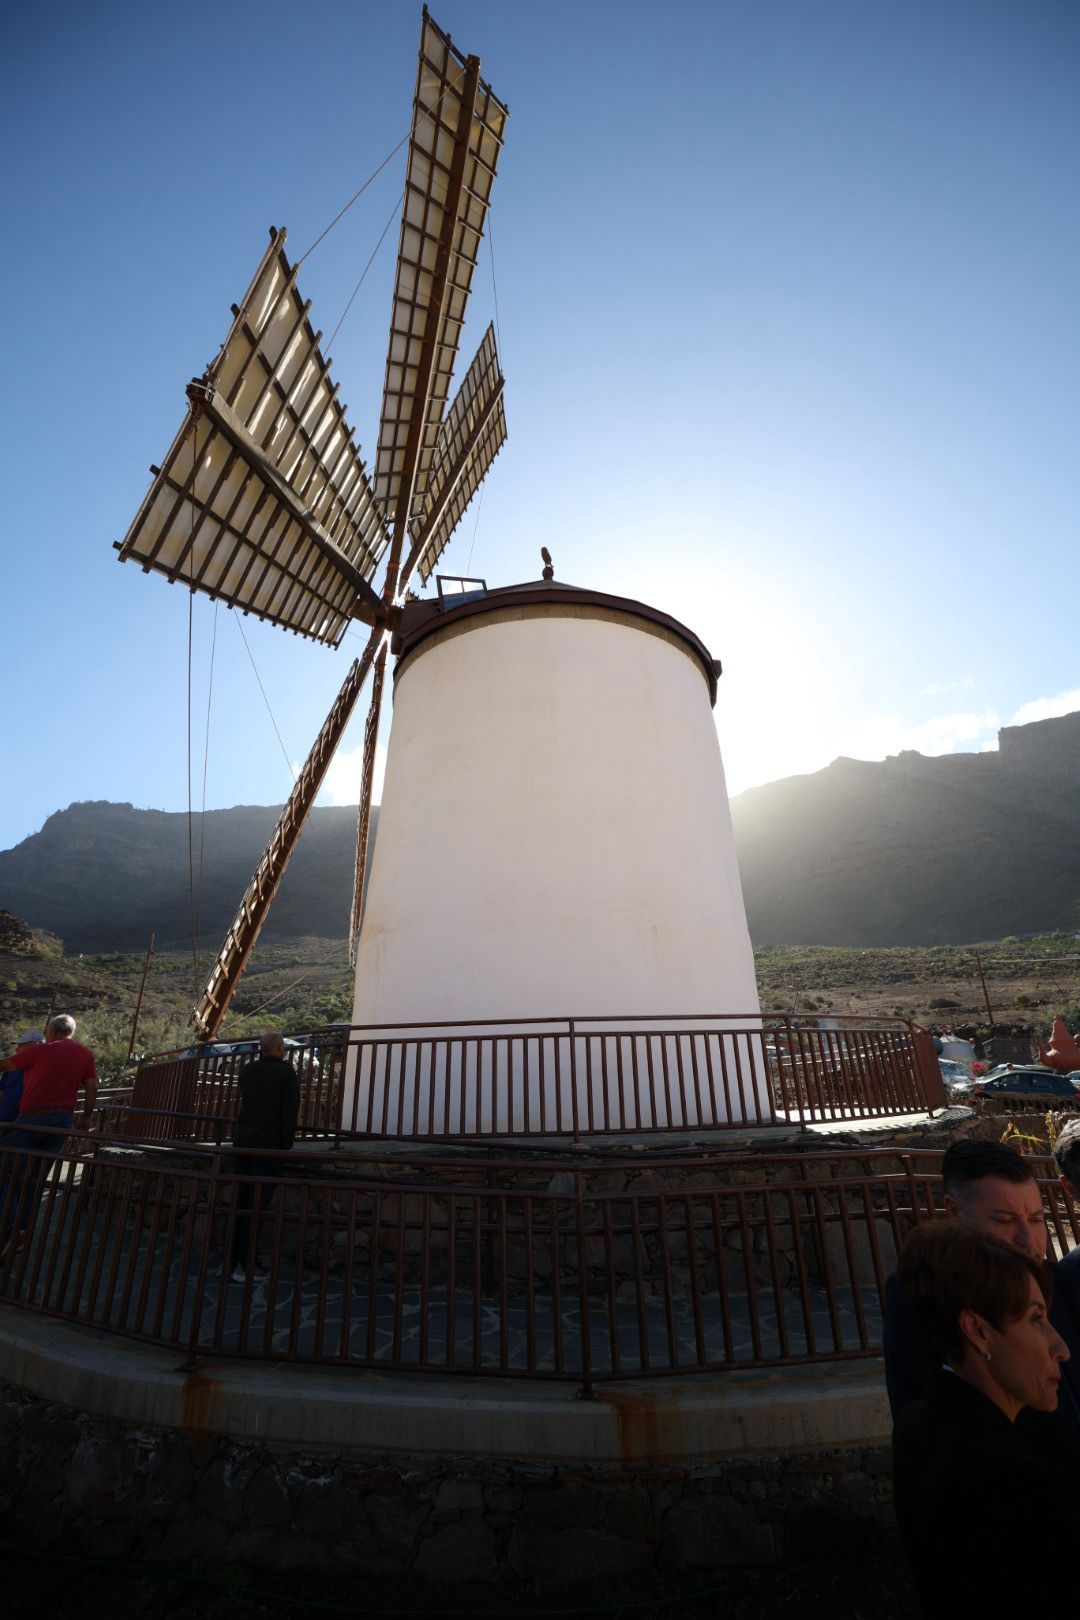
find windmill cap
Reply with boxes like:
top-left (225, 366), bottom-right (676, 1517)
top-left (16, 1029), bottom-right (44, 1046)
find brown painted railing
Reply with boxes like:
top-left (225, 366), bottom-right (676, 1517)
top-left (3, 1139), bottom-right (1058, 1384)
top-left (128, 1015), bottom-right (944, 1145)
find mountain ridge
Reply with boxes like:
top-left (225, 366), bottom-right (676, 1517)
top-left (3, 710), bottom-right (1078, 951)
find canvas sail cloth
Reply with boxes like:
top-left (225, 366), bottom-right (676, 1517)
top-left (117, 230), bottom-right (389, 647)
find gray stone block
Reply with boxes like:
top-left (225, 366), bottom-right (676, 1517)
top-left (243, 1464), bottom-right (293, 1526)
top-left (63, 1436), bottom-right (139, 1519)
top-left (366, 1489), bottom-right (430, 1556)
top-left (157, 1512), bottom-right (230, 1566)
top-left (195, 1452), bottom-right (259, 1525)
top-left (508, 1524), bottom-right (654, 1583)
top-left (434, 1478), bottom-right (484, 1512)
top-left (661, 1496), bottom-right (775, 1570)
top-left (605, 1485), bottom-right (655, 1544)
top-left (523, 1483), bottom-right (599, 1528)
top-left (416, 1518), bottom-right (498, 1583)
top-left (295, 1477), bottom-right (360, 1540)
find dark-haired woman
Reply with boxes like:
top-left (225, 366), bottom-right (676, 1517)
top-left (893, 1221), bottom-right (1079, 1616)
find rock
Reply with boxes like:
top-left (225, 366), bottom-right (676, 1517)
top-left (195, 1452), bottom-right (259, 1525)
top-left (434, 1478), bottom-right (484, 1512)
top-left (74, 1519), bottom-right (139, 1561)
top-left (661, 1496), bottom-right (775, 1570)
top-left (295, 1477), bottom-right (360, 1540)
top-left (784, 1502), bottom-right (878, 1561)
top-left (141, 1433), bottom-right (198, 1519)
top-left (523, 1484), bottom-right (599, 1528)
top-left (243, 1464), bottom-right (293, 1525)
top-left (416, 1519), bottom-right (497, 1583)
top-left (484, 1484), bottom-right (522, 1513)
top-left (63, 1436), bottom-right (139, 1519)
top-left (157, 1512), bottom-right (230, 1566)
top-left (508, 1524), bottom-right (653, 1583)
top-left (605, 1485), bottom-right (655, 1544)
top-left (227, 1527), bottom-right (336, 1572)
top-left (366, 1489), bottom-right (430, 1556)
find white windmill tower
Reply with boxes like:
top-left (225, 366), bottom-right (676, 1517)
top-left (116, 9), bottom-right (766, 1131)
top-left (346, 561), bottom-right (765, 1132)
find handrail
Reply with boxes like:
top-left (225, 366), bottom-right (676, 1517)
top-left (0, 1136), bottom-right (1073, 1382)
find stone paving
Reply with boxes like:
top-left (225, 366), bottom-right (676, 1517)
top-left (2, 1190), bottom-right (884, 1374)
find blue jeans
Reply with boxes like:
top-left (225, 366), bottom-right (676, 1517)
top-left (0, 1111), bottom-right (73, 1239)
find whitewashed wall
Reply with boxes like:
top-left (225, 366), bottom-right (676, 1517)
top-left (347, 605), bottom-right (764, 1128)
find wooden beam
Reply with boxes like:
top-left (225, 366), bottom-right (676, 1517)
top-left (187, 381), bottom-right (385, 623)
top-left (192, 626), bottom-right (384, 1038)
top-left (382, 51), bottom-right (481, 604)
top-left (400, 375), bottom-right (504, 590)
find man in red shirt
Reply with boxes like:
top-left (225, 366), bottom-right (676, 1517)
top-left (0, 1014), bottom-right (97, 1258)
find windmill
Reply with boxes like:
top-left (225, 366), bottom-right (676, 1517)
top-left (116, 9), bottom-right (509, 1039)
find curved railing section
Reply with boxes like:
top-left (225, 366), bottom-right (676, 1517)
top-left (125, 1015), bottom-right (946, 1145)
top-left (2, 1139), bottom-right (1065, 1385)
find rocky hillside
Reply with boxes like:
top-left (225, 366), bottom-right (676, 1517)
top-left (0, 801), bottom-right (375, 953)
top-left (2, 711), bottom-right (1079, 950)
top-left (730, 710), bottom-right (1080, 944)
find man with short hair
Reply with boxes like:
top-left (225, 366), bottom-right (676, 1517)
top-left (0, 1015), bottom-right (97, 1257)
top-left (885, 1137), bottom-right (1080, 1483)
top-left (228, 1032), bottom-right (300, 1283)
top-left (0, 1029), bottom-right (44, 1124)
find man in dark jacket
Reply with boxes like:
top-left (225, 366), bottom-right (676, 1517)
top-left (884, 1138), bottom-right (1080, 1487)
top-left (228, 1032), bottom-right (301, 1282)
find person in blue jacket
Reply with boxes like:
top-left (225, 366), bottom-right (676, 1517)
top-left (0, 1029), bottom-right (44, 1124)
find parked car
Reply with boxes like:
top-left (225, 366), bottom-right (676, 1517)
top-left (175, 1036), bottom-right (317, 1073)
top-left (939, 1058), bottom-right (973, 1094)
top-left (971, 1067), bottom-right (1080, 1106)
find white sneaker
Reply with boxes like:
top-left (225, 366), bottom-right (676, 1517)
top-left (231, 1264), bottom-right (269, 1283)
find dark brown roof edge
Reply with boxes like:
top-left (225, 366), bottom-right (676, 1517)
top-left (394, 582), bottom-right (722, 705)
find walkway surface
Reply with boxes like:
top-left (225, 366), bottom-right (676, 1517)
top-left (2, 1186), bottom-right (884, 1374)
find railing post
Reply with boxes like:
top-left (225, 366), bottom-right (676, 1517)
top-left (784, 1018), bottom-right (807, 1131)
top-left (182, 1146), bottom-right (222, 1371)
top-left (569, 1019), bottom-right (580, 1145)
top-left (574, 1171), bottom-right (595, 1398)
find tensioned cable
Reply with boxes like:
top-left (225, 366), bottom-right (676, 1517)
top-left (231, 609), bottom-right (296, 784)
top-left (185, 425), bottom-right (200, 1003)
top-left (296, 134), bottom-right (410, 268)
top-left (325, 191), bottom-right (404, 355)
top-left (464, 479), bottom-right (485, 575)
top-left (487, 209), bottom-right (504, 358)
top-left (296, 61), bottom-right (467, 267)
top-left (194, 601), bottom-right (219, 954)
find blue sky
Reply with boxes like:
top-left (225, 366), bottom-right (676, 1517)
top-left (3, 0), bottom-right (1078, 854)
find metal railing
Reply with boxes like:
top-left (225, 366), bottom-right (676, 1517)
top-left (3, 1138), bottom-right (1055, 1386)
top-left (127, 1015), bottom-right (945, 1145)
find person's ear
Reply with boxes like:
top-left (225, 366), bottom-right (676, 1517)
top-left (944, 1193), bottom-right (961, 1220)
top-left (959, 1307), bottom-right (992, 1358)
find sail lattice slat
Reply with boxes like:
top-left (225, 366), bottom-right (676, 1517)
top-left (117, 231), bottom-right (390, 647)
top-left (410, 325), bottom-right (506, 584)
top-left (374, 11), bottom-right (507, 530)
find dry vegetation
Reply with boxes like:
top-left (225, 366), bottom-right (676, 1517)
top-left (1, 926), bottom-right (1078, 1085)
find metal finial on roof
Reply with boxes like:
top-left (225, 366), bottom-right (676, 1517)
top-left (541, 546), bottom-right (554, 581)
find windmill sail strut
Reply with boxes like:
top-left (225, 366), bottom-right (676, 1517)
top-left (116, 10), bottom-right (508, 1038)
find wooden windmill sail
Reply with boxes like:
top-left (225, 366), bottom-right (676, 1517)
top-left (115, 8), bottom-right (508, 1038)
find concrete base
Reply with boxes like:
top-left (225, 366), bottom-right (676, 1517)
top-left (0, 1304), bottom-right (890, 1464)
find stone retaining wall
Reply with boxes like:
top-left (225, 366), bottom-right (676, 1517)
top-left (0, 1380), bottom-right (895, 1583)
